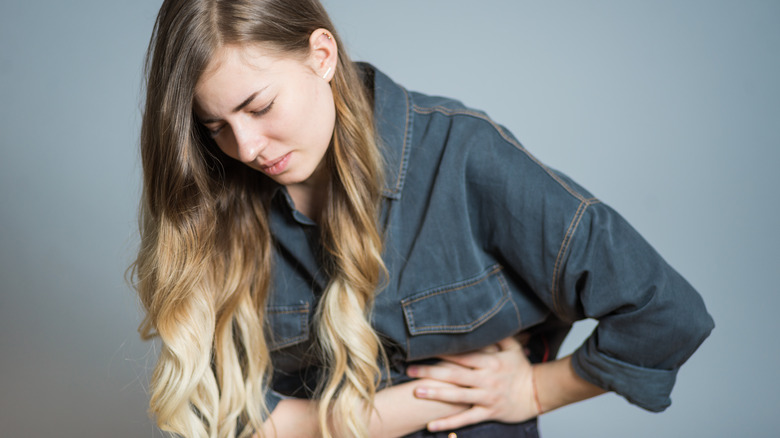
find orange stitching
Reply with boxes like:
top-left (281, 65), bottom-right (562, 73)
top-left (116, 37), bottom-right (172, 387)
top-left (267, 303), bottom-right (310, 350)
top-left (551, 199), bottom-right (591, 317)
top-left (402, 265), bottom-right (502, 305)
top-left (402, 266), bottom-right (506, 333)
top-left (397, 87), bottom-right (410, 193)
top-left (270, 334), bottom-right (308, 351)
top-left (383, 87), bottom-right (412, 197)
top-left (551, 201), bottom-right (585, 314)
top-left (499, 272), bottom-right (523, 328)
top-left (267, 302), bottom-right (310, 312)
top-left (268, 309), bottom-right (308, 315)
top-left (407, 294), bottom-right (509, 333)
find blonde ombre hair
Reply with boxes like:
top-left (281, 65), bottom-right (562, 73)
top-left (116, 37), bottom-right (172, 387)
top-left (131, 0), bottom-right (386, 437)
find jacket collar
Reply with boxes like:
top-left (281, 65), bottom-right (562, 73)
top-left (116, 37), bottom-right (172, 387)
top-left (360, 63), bottom-right (413, 200)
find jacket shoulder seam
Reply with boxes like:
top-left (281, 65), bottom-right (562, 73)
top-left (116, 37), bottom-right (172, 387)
top-left (382, 86), bottom-right (412, 198)
top-left (551, 197), bottom-right (601, 318)
top-left (411, 104), bottom-right (590, 203)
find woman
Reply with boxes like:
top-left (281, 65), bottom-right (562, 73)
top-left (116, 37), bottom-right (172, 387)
top-left (132, 0), bottom-right (714, 437)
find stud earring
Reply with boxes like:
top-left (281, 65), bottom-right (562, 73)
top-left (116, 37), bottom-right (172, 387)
top-left (322, 66), bottom-right (332, 79)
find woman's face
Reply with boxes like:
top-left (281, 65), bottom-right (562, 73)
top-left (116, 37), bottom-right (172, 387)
top-left (194, 41), bottom-right (336, 190)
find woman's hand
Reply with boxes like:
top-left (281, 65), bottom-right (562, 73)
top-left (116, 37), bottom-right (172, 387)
top-left (406, 336), bottom-right (539, 432)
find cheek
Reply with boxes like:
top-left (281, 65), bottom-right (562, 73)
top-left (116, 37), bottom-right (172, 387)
top-left (267, 77), bottom-right (336, 147)
top-left (263, 111), bottom-right (294, 141)
top-left (310, 83), bottom-right (336, 144)
top-left (279, 89), bottom-right (326, 140)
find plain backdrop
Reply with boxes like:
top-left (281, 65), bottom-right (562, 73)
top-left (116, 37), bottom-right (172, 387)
top-left (1, 1), bottom-right (778, 437)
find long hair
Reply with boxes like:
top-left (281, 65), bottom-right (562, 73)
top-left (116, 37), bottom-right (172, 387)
top-left (130, 1), bottom-right (386, 436)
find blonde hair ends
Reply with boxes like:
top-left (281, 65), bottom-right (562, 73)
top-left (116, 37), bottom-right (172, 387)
top-left (132, 1), bottom-right (386, 437)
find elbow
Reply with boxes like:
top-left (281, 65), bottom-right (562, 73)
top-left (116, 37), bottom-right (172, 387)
top-left (675, 302), bottom-right (714, 365)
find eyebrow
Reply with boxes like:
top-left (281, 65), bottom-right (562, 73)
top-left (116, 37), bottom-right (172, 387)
top-left (198, 87), bottom-right (267, 124)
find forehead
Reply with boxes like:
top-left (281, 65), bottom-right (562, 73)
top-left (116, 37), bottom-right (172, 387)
top-left (194, 44), bottom-right (307, 113)
top-left (197, 44), bottom-right (273, 94)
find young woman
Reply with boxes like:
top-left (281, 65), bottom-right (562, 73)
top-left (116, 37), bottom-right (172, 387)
top-left (132, 1), bottom-right (714, 437)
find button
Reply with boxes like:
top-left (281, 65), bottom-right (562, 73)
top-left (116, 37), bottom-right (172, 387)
top-left (448, 434), bottom-right (457, 438)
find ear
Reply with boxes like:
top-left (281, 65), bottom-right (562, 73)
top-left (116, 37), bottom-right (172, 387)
top-left (308, 28), bottom-right (338, 82)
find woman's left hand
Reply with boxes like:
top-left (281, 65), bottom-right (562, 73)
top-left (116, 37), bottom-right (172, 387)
top-left (405, 335), bottom-right (539, 432)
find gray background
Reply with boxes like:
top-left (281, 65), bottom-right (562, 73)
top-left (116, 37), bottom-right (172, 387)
top-left (1, 0), bottom-right (777, 436)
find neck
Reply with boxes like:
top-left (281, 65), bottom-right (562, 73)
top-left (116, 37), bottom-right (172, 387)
top-left (286, 164), bottom-right (330, 223)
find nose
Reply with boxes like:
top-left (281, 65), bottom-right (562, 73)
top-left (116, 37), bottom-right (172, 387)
top-left (232, 123), bottom-right (267, 163)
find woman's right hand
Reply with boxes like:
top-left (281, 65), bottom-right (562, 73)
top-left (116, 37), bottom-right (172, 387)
top-left (404, 337), bottom-right (538, 432)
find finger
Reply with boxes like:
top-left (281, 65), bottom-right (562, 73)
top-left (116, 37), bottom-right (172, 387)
top-left (481, 344), bottom-right (500, 354)
top-left (438, 350), bottom-right (500, 370)
top-left (427, 406), bottom-right (490, 432)
top-left (496, 335), bottom-right (521, 351)
top-left (414, 384), bottom-right (490, 405)
top-left (407, 361), bottom-right (481, 387)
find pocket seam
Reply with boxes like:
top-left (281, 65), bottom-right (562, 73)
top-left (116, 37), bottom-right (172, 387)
top-left (402, 264), bottom-right (508, 334)
top-left (267, 302), bottom-right (310, 351)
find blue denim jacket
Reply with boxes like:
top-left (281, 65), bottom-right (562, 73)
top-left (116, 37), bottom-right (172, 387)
top-left (262, 64), bottom-right (714, 415)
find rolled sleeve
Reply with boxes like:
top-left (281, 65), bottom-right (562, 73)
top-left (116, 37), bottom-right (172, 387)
top-left (559, 202), bottom-right (714, 411)
top-left (235, 388), bottom-right (283, 437)
top-left (463, 123), bottom-right (713, 411)
top-left (572, 335), bottom-right (678, 411)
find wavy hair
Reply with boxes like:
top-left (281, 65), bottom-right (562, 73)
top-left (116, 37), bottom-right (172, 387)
top-left (131, 1), bottom-right (386, 437)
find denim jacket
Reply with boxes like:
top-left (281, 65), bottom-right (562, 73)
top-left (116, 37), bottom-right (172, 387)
top-left (262, 64), bottom-right (714, 415)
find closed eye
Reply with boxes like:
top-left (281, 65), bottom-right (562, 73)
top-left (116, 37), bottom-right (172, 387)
top-left (206, 124), bottom-right (225, 138)
top-left (200, 98), bottom-right (273, 137)
top-left (251, 100), bottom-right (275, 117)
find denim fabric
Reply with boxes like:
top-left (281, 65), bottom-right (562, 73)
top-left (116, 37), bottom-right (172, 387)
top-left (402, 419), bottom-right (538, 438)
top-left (261, 63), bottom-right (714, 416)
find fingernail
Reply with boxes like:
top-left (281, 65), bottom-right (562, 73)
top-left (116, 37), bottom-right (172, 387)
top-left (407, 366), bottom-right (419, 376)
top-left (428, 421), bottom-right (441, 432)
top-left (415, 387), bottom-right (429, 397)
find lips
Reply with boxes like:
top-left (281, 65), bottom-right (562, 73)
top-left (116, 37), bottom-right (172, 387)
top-left (260, 152), bottom-right (291, 176)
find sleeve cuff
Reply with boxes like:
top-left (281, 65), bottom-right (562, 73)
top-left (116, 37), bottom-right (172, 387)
top-left (262, 388), bottom-right (285, 420)
top-left (571, 335), bottom-right (678, 412)
top-left (236, 389), bottom-right (290, 436)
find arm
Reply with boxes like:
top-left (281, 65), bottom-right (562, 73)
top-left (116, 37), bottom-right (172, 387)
top-left (257, 379), bottom-right (468, 438)
top-left (533, 355), bottom-right (606, 415)
top-left (465, 118), bottom-right (712, 411)
top-left (405, 111), bottom-right (712, 428)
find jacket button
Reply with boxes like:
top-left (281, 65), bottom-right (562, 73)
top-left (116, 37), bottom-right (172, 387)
top-left (448, 434), bottom-right (457, 438)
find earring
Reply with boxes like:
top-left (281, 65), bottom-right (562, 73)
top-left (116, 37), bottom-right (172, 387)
top-left (322, 66), bottom-right (332, 79)
top-left (324, 33), bottom-right (332, 40)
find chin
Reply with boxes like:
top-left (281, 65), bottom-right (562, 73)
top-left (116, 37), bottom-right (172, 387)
top-left (272, 171), bottom-right (312, 187)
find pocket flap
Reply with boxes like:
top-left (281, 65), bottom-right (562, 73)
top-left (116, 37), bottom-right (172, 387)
top-left (402, 265), bottom-right (509, 335)
top-left (266, 301), bottom-right (310, 351)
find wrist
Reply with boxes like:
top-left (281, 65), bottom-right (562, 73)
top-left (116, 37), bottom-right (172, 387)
top-left (532, 355), bottom-right (606, 414)
top-left (530, 365), bottom-right (543, 416)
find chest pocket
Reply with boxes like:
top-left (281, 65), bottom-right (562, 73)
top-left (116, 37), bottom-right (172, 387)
top-left (266, 301), bottom-right (310, 351)
top-left (401, 265), bottom-right (522, 361)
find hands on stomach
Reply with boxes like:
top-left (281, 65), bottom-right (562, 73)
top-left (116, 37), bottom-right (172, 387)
top-left (406, 336), bottom-right (539, 432)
